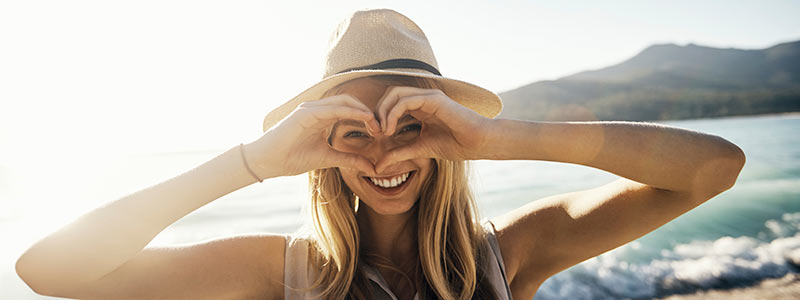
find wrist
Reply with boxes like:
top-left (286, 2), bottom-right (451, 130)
top-left (241, 140), bottom-right (278, 181)
top-left (477, 118), bottom-right (539, 160)
top-left (474, 118), bottom-right (506, 160)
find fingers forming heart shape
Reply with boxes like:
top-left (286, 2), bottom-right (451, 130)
top-left (322, 85), bottom-right (489, 174)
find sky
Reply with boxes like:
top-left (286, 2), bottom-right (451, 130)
top-left (1, 0), bottom-right (799, 159)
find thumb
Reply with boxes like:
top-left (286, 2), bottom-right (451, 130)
top-left (324, 150), bottom-right (376, 175)
top-left (375, 144), bottom-right (430, 174)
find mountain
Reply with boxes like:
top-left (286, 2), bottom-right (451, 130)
top-left (498, 40), bottom-right (800, 121)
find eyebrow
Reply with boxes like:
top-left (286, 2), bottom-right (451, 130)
top-left (335, 119), bottom-right (366, 128)
top-left (398, 114), bottom-right (418, 124)
top-left (333, 114), bottom-right (417, 131)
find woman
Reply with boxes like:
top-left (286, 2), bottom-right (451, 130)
top-left (16, 8), bottom-right (745, 300)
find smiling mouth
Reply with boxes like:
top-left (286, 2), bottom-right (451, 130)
top-left (361, 171), bottom-right (416, 195)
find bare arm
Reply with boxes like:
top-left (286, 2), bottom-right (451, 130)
top-left (482, 120), bottom-right (744, 194)
top-left (362, 87), bottom-right (745, 298)
top-left (485, 120), bottom-right (745, 298)
top-left (15, 143), bottom-right (285, 299)
top-left (15, 94), bottom-right (379, 299)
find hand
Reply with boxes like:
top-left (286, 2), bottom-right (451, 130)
top-left (374, 86), bottom-right (492, 173)
top-left (249, 95), bottom-right (381, 178)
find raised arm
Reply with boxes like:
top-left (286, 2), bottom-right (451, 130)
top-left (15, 144), bottom-right (286, 299)
top-left (484, 119), bottom-right (745, 194)
top-left (370, 86), bottom-right (745, 299)
top-left (15, 94), bottom-right (380, 299)
top-left (484, 120), bottom-right (745, 298)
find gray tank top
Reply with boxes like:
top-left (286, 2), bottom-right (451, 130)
top-left (283, 220), bottom-right (513, 299)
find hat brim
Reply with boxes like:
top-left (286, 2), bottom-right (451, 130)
top-left (262, 69), bottom-right (503, 132)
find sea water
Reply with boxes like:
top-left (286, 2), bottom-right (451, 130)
top-left (525, 114), bottom-right (800, 299)
top-left (1, 114), bottom-right (798, 299)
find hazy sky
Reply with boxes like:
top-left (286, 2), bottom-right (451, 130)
top-left (1, 0), bottom-right (799, 158)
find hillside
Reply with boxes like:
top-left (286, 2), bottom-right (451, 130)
top-left (498, 40), bottom-right (800, 121)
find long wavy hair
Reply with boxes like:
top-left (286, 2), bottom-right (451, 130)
top-left (297, 75), bottom-right (500, 300)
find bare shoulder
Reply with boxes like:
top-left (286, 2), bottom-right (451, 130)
top-left (489, 193), bottom-right (568, 297)
top-left (199, 233), bottom-right (288, 279)
top-left (52, 233), bottom-right (288, 300)
top-left (187, 233), bottom-right (288, 299)
top-left (490, 178), bottom-right (713, 299)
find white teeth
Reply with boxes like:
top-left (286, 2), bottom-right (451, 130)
top-left (368, 171), bottom-right (411, 188)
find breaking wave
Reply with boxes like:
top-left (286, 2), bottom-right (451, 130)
top-left (533, 212), bottom-right (800, 299)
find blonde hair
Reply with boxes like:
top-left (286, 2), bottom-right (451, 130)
top-left (299, 75), bottom-right (499, 300)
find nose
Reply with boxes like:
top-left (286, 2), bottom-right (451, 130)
top-left (362, 134), bottom-right (402, 167)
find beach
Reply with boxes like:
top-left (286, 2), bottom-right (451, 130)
top-left (659, 273), bottom-right (800, 300)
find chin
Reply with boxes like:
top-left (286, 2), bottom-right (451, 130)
top-left (358, 197), bottom-right (418, 216)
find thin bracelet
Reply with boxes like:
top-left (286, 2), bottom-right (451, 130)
top-left (239, 143), bottom-right (263, 183)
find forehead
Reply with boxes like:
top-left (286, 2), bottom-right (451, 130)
top-left (333, 77), bottom-right (392, 112)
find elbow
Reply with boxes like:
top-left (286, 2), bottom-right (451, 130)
top-left (702, 142), bottom-right (746, 195)
top-left (729, 144), bottom-right (746, 184)
top-left (16, 254), bottom-right (45, 295)
top-left (16, 252), bottom-right (67, 297)
top-left (16, 254), bottom-right (50, 296)
top-left (721, 142), bottom-right (746, 191)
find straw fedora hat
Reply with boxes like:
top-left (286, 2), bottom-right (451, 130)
top-left (261, 8), bottom-right (503, 132)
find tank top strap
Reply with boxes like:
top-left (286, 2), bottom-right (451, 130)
top-left (283, 235), bottom-right (322, 299)
top-left (481, 219), bottom-right (514, 300)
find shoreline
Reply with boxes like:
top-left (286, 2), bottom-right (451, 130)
top-left (665, 111), bottom-right (800, 122)
top-left (651, 111), bottom-right (800, 123)
top-left (657, 273), bottom-right (800, 300)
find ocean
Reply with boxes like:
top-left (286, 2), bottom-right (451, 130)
top-left (1, 113), bottom-right (798, 299)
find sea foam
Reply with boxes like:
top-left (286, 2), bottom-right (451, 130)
top-left (533, 212), bottom-right (800, 300)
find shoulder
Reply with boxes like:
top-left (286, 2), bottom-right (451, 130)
top-left (488, 198), bottom-right (560, 297)
top-left (200, 233), bottom-right (288, 299)
top-left (283, 234), bottom-right (326, 299)
top-left (201, 233), bottom-right (287, 264)
top-left (51, 233), bottom-right (290, 300)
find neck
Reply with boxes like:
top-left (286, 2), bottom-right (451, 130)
top-left (357, 203), bottom-right (419, 264)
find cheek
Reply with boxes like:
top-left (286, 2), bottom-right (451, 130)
top-left (338, 168), bottom-right (362, 190)
top-left (413, 158), bottom-right (435, 180)
top-left (331, 140), bottom-right (370, 154)
top-left (393, 131), bottom-right (420, 145)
